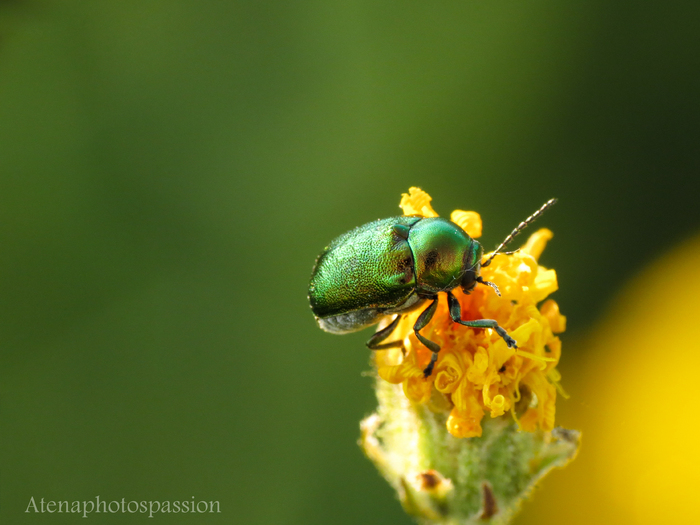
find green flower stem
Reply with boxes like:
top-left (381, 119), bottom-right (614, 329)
top-left (360, 376), bottom-right (579, 525)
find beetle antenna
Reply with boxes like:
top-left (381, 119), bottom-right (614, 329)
top-left (476, 276), bottom-right (501, 296)
top-left (481, 198), bottom-right (557, 268)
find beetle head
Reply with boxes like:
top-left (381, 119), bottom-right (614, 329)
top-left (460, 241), bottom-right (483, 294)
top-left (461, 241), bottom-right (502, 296)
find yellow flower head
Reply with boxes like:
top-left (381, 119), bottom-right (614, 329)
top-left (376, 187), bottom-right (566, 438)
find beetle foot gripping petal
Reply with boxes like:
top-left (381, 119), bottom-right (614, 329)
top-left (498, 329), bottom-right (518, 349)
top-left (422, 353), bottom-right (438, 378)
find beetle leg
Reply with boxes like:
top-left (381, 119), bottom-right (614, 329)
top-left (366, 315), bottom-right (404, 351)
top-left (446, 291), bottom-right (518, 348)
top-left (413, 297), bottom-right (441, 378)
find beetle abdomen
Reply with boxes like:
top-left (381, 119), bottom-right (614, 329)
top-left (317, 308), bottom-right (383, 334)
top-left (316, 292), bottom-right (425, 334)
top-left (309, 216), bottom-right (421, 321)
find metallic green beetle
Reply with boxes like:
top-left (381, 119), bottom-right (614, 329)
top-left (308, 199), bottom-right (556, 377)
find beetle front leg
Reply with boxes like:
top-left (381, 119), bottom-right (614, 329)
top-left (413, 297), bottom-right (440, 378)
top-left (446, 291), bottom-right (518, 348)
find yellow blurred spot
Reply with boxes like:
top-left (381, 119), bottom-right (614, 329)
top-left (519, 233), bottom-right (700, 524)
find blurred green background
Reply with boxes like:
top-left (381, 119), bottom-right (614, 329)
top-left (1, 1), bottom-right (699, 523)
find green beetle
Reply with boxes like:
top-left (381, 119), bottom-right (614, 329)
top-left (308, 199), bottom-right (556, 377)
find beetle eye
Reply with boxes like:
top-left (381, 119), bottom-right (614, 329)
top-left (461, 270), bottom-right (477, 294)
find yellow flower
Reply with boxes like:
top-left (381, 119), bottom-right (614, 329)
top-left (362, 188), bottom-right (577, 523)
top-left (376, 187), bottom-right (566, 438)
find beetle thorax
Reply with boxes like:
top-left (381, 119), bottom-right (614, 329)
top-left (408, 218), bottom-right (477, 295)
